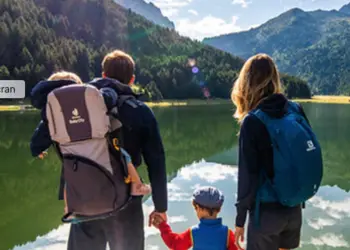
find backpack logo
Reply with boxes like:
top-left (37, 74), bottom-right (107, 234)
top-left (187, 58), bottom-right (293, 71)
top-left (72, 108), bottom-right (79, 117)
top-left (306, 140), bottom-right (316, 152)
top-left (69, 108), bottom-right (85, 124)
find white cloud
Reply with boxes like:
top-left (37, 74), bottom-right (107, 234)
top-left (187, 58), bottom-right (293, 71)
top-left (147, 0), bottom-right (192, 8)
top-left (307, 217), bottom-right (336, 230)
top-left (188, 9), bottom-right (198, 16)
top-left (147, 0), bottom-right (192, 18)
top-left (168, 215), bottom-right (188, 223)
top-left (232, 0), bottom-right (252, 8)
top-left (175, 15), bottom-right (241, 40)
top-left (309, 196), bottom-right (350, 219)
top-left (310, 234), bottom-right (349, 248)
top-left (179, 161), bottom-right (237, 181)
top-left (161, 8), bottom-right (179, 17)
top-left (249, 23), bottom-right (259, 29)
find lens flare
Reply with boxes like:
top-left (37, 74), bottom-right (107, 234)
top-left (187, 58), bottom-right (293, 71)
top-left (192, 67), bottom-right (199, 74)
top-left (188, 58), bottom-right (196, 67)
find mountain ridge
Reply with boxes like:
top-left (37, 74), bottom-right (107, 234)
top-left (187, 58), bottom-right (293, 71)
top-left (203, 3), bottom-right (350, 94)
top-left (0, 0), bottom-right (311, 100)
top-left (114, 0), bottom-right (175, 29)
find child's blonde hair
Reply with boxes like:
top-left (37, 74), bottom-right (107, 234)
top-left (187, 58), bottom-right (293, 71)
top-left (231, 53), bottom-right (282, 123)
top-left (48, 71), bottom-right (83, 84)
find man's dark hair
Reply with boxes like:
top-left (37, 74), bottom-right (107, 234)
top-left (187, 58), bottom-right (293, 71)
top-left (102, 50), bottom-right (135, 85)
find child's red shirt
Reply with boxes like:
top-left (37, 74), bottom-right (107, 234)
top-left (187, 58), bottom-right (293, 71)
top-left (158, 220), bottom-right (237, 250)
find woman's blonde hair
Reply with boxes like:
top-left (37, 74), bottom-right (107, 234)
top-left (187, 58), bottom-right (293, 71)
top-left (48, 71), bottom-right (83, 84)
top-left (231, 53), bottom-right (282, 123)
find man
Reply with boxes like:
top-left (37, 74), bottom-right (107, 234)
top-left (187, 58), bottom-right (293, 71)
top-left (67, 50), bottom-right (168, 250)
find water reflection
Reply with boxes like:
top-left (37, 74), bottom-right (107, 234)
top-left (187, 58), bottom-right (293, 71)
top-left (3, 103), bottom-right (350, 250)
top-left (14, 161), bottom-right (350, 250)
top-left (0, 105), bottom-right (237, 250)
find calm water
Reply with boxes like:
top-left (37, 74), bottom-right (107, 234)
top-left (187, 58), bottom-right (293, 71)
top-left (0, 103), bottom-right (350, 250)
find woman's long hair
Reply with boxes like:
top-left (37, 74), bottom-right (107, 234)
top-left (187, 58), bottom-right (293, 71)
top-left (231, 54), bottom-right (282, 123)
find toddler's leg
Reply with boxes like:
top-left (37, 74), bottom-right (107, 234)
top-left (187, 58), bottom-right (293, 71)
top-left (64, 186), bottom-right (68, 214)
top-left (127, 162), bottom-right (151, 196)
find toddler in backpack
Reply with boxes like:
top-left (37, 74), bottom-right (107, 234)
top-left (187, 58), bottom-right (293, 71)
top-left (30, 71), bottom-right (151, 217)
top-left (152, 186), bottom-right (237, 250)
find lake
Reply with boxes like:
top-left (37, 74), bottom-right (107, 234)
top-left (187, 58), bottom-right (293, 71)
top-left (1, 103), bottom-right (350, 250)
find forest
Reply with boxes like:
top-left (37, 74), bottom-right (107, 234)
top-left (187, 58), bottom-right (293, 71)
top-left (204, 7), bottom-right (350, 95)
top-left (0, 0), bottom-right (311, 101)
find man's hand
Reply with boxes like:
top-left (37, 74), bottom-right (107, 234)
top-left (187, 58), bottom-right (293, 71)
top-left (151, 214), bottom-right (166, 229)
top-left (148, 210), bottom-right (167, 227)
top-left (235, 226), bottom-right (245, 250)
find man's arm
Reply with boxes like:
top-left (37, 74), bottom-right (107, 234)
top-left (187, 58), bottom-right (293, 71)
top-left (158, 222), bottom-right (192, 250)
top-left (140, 105), bottom-right (167, 212)
top-left (30, 120), bottom-right (53, 157)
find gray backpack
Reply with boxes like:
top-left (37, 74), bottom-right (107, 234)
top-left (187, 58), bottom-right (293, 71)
top-left (46, 84), bottom-right (131, 223)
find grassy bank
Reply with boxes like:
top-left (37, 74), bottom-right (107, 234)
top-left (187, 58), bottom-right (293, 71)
top-left (295, 95), bottom-right (350, 104)
top-left (145, 99), bottom-right (230, 107)
top-left (0, 99), bottom-right (231, 111)
top-left (1, 96), bottom-right (349, 112)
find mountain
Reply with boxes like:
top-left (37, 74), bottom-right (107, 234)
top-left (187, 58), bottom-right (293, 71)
top-left (340, 3), bottom-right (350, 15)
top-left (114, 0), bottom-right (175, 29)
top-left (0, 0), bottom-right (310, 100)
top-left (204, 4), bottom-right (350, 95)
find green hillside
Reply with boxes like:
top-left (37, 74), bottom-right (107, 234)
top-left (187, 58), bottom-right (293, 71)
top-left (204, 5), bottom-right (350, 95)
top-left (0, 0), bottom-right (310, 100)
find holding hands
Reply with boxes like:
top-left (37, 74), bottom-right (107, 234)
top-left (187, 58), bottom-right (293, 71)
top-left (149, 210), bottom-right (167, 228)
top-left (235, 227), bottom-right (245, 250)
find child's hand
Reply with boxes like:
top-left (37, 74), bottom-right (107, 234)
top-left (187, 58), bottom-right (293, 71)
top-left (38, 151), bottom-right (48, 159)
top-left (152, 214), bottom-right (165, 229)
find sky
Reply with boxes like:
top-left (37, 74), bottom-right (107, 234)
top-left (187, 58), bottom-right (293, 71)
top-left (145, 0), bottom-right (350, 40)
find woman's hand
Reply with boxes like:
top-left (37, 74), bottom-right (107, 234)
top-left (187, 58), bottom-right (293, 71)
top-left (235, 226), bottom-right (245, 250)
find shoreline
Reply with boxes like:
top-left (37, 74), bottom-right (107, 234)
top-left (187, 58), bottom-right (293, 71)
top-left (294, 95), bottom-right (350, 104)
top-left (0, 96), bottom-right (349, 111)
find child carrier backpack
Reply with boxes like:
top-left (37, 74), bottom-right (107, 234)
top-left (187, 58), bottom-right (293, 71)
top-left (46, 84), bottom-right (132, 223)
top-left (251, 101), bottom-right (323, 224)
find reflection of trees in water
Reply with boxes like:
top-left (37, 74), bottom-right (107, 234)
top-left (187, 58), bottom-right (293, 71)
top-left (138, 105), bottom-right (238, 181)
top-left (300, 103), bottom-right (350, 191)
top-left (0, 105), bottom-right (237, 249)
top-left (2, 103), bottom-right (349, 249)
top-left (0, 112), bottom-right (63, 250)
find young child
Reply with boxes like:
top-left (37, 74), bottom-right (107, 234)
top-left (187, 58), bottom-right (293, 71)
top-left (152, 186), bottom-right (238, 250)
top-left (30, 71), bottom-right (151, 214)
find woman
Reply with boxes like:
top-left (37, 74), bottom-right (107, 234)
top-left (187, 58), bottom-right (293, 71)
top-left (231, 54), bottom-right (317, 250)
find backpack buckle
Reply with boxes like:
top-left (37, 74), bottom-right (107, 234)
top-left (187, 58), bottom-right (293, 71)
top-left (112, 138), bottom-right (120, 151)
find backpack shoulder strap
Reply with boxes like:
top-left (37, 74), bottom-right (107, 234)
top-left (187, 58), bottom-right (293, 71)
top-left (287, 101), bottom-right (302, 114)
top-left (249, 108), bottom-right (272, 128)
top-left (117, 95), bottom-right (139, 109)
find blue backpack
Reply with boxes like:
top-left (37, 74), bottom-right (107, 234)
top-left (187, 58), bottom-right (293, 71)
top-left (252, 101), bottom-right (323, 224)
